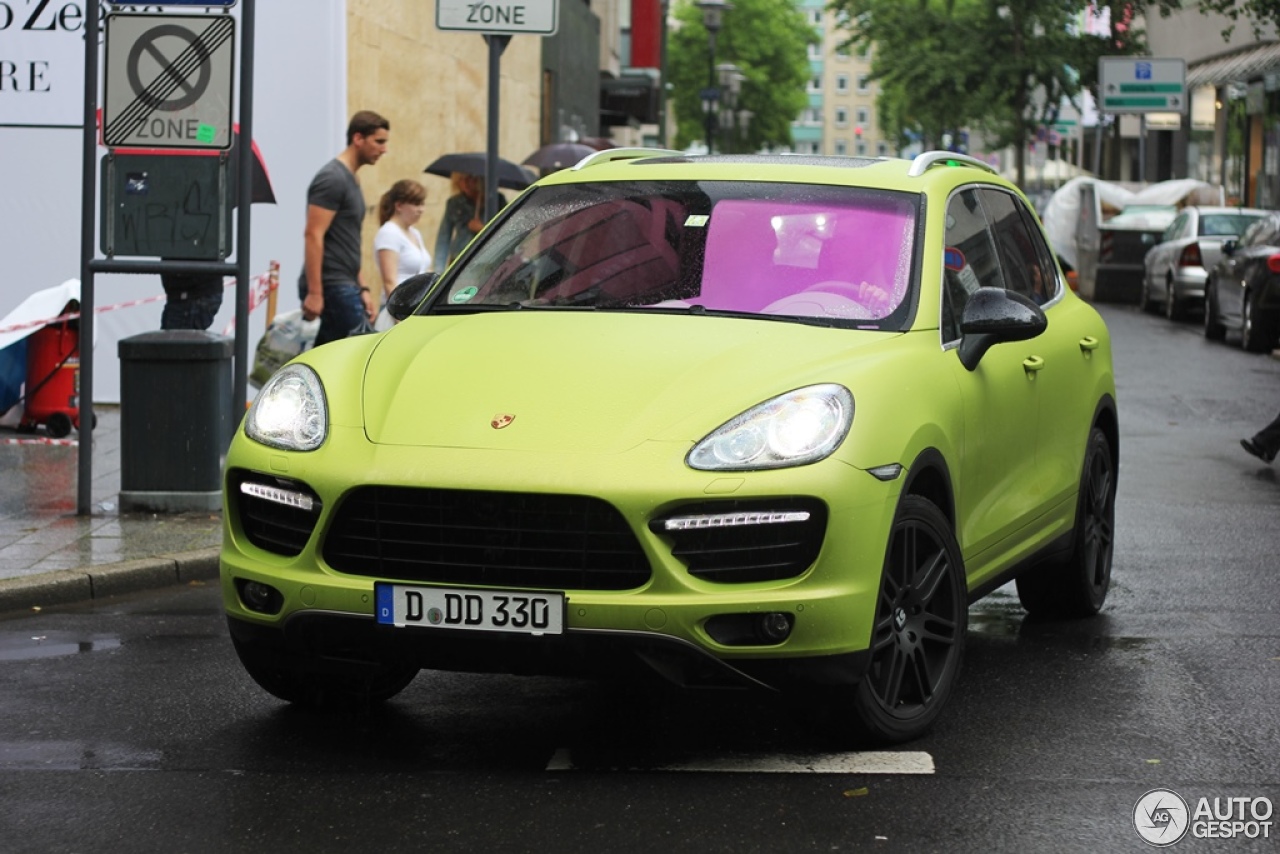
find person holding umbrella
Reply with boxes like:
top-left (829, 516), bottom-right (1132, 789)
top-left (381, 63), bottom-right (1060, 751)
top-left (424, 152), bottom-right (533, 272)
top-left (298, 110), bottom-right (390, 346)
top-left (432, 172), bottom-right (507, 273)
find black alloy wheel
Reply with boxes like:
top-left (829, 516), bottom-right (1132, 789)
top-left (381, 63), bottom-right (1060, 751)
top-left (849, 496), bottom-right (966, 743)
top-left (1240, 292), bottom-right (1278, 353)
top-left (1017, 428), bottom-right (1115, 618)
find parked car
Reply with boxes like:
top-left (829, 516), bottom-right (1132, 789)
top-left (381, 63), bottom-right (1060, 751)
top-left (1141, 206), bottom-right (1269, 320)
top-left (222, 150), bottom-right (1118, 744)
top-left (1204, 212), bottom-right (1280, 352)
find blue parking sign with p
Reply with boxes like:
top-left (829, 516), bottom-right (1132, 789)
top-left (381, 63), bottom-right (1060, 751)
top-left (1136, 62), bottom-right (1152, 79)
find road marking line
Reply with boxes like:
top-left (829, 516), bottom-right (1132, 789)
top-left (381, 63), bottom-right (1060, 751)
top-left (546, 748), bottom-right (934, 774)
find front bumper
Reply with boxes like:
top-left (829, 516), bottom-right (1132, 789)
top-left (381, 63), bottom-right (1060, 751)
top-left (226, 610), bottom-right (874, 691)
top-left (220, 427), bottom-right (901, 690)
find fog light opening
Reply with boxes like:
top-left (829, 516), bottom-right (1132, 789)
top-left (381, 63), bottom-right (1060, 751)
top-left (238, 579), bottom-right (284, 615)
top-left (756, 612), bottom-right (794, 644)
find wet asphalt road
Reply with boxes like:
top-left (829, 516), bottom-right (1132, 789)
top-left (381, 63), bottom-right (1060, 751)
top-left (0, 304), bottom-right (1277, 853)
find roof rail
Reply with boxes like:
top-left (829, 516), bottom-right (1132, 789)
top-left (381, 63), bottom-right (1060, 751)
top-left (907, 150), bottom-right (999, 178)
top-left (572, 147), bottom-right (686, 171)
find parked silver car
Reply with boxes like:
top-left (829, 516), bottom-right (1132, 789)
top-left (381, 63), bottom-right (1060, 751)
top-left (1141, 206), bottom-right (1269, 320)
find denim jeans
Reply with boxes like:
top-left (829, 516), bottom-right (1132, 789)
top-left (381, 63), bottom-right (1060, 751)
top-left (305, 284), bottom-right (367, 348)
top-left (160, 292), bottom-right (223, 331)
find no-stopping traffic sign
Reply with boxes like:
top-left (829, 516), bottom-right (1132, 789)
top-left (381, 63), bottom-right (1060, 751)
top-left (103, 13), bottom-right (236, 149)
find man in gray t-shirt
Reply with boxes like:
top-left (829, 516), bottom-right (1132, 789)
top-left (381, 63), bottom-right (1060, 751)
top-left (298, 110), bottom-right (390, 347)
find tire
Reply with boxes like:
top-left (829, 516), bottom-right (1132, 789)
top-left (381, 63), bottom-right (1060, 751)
top-left (231, 634), bottom-right (418, 708)
top-left (1017, 428), bottom-right (1115, 619)
top-left (1240, 292), bottom-right (1277, 353)
top-left (1164, 278), bottom-right (1184, 321)
top-left (846, 496), bottom-right (966, 744)
top-left (45, 412), bottom-right (73, 438)
top-left (1138, 275), bottom-right (1157, 314)
top-left (1204, 284), bottom-right (1226, 341)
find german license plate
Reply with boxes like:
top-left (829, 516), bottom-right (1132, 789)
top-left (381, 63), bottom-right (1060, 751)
top-left (375, 584), bottom-right (564, 635)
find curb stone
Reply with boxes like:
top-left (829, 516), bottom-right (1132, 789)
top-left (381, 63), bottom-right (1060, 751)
top-left (0, 548), bottom-right (221, 615)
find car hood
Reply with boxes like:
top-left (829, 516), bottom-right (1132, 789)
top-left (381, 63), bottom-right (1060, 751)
top-left (362, 312), bottom-right (895, 452)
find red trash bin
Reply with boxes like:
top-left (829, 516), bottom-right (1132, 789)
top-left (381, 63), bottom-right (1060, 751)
top-left (19, 320), bottom-right (82, 438)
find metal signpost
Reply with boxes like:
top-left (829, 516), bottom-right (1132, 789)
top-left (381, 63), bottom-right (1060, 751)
top-left (77, 0), bottom-right (257, 515)
top-left (436, 0), bottom-right (558, 221)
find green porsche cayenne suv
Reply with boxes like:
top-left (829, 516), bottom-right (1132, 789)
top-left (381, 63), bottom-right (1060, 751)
top-left (222, 149), bottom-right (1118, 743)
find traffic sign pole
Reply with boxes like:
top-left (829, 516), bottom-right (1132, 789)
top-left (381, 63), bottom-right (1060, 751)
top-left (78, 0), bottom-right (259, 514)
top-left (436, 0), bottom-right (557, 221)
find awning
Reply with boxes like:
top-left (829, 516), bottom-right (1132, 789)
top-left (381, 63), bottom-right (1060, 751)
top-left (600, 71), bottom-right (661, 126)
top-left (1186, 41), bottom-right (1280, 87)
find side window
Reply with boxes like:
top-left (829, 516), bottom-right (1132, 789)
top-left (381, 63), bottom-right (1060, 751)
top-left (1164, 213), bottom-right (1187, 242)
top-left (981, 189), bottom-right (1053, 305)
top-left (1017, 198), bottom-right (1061, 304)
top-left (942, 189), bottom-right (1005, 343)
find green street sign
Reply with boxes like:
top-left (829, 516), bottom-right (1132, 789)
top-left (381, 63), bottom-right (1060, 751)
top-left (1099, 57), bottom-right (1186, 114)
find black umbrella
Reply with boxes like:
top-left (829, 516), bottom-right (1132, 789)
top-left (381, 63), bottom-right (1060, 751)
top-left (578, 136), bottom-right (617, 151)
top-left (522, 142), bottom-right (598, 173)
top-left (425, 152), bottom-right (535, 191)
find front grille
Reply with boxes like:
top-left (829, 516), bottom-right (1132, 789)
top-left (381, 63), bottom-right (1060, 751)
top-left (651, 498), bottom-right (827, 583)
top-left (229, 470), bottom-right (322, 556)
top-left (323, 487), bottom-right (651, 590)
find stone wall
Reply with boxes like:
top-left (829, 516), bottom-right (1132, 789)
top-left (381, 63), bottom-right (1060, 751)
top-left (346, 0), bottom-right (544, 291)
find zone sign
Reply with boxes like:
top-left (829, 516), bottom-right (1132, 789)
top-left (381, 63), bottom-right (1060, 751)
top-left (102, 13), bottom-right (236, 149)
top-left (436, 0), bottom-right (558, 36)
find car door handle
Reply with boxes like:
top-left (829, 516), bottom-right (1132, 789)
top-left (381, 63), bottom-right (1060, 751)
top-left (1023, 355), bottom-right (1045, 373)
top-left (1079, 336), bottom-right (1100, 352)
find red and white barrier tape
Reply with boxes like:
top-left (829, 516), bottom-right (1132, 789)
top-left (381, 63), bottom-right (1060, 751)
top-left (1, 437), bottom-right (78, 446)
top-left (0, 266), bottom-right (279, 337)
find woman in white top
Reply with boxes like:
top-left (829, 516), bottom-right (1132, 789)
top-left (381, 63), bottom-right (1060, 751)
top-left (373, 179), bottom-right (431, 329)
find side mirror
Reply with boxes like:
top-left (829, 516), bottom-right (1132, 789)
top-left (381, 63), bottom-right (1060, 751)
top-left (957, 287), bottom-right (1048, 371)
top-left (386, 272), bottom-right (437, 321)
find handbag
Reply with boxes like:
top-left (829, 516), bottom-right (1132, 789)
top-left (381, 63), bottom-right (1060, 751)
top-left (250, 308), bottom-right (319, 388)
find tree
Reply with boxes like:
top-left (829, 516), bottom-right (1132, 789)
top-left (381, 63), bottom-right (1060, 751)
top-left (829, 0), bottom-right (1147, 186)
top-left (666, 0), bottom-right (815, 152)
top-left (1171, 0), bottom-right (1280, 38)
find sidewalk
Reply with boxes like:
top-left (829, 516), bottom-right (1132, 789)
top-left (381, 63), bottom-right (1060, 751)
top-left (0, 405), bottom-right (222, 614)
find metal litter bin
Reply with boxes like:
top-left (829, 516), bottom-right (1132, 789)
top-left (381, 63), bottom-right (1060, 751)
top-left (118, 331), bottom-right (233, 513)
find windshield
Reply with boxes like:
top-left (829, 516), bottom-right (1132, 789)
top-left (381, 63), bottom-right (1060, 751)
top-left (425, 180), bottom-right (921, 330)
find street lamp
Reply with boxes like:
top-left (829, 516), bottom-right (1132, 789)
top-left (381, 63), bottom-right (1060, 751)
top-left (716, 63), bottom-right (747, 152)
top-left (696, 0), bottom-right (731, 154)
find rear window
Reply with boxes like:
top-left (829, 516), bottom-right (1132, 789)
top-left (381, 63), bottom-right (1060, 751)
top-left (428, 181), bottom-right (921, 331)
top-left (1199, 213), bottom-right (1266, 237)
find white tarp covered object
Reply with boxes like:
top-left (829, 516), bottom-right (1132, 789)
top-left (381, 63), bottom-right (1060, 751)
top-left (0, 279), bottom-right (87, 423)
top-left (1041, 177), bottom-right (1223, 270)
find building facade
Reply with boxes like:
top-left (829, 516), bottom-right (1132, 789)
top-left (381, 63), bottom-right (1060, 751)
top-left (1143, 8), bottom-right (1279, 206)
top-left (790, 0), bottom-right (890, 157)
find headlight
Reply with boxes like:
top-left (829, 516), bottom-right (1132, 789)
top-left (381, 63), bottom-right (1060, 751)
top-left (245, 364), bottom-right (328, 451)
top-left (687, 384), bottom-right (853, 471)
